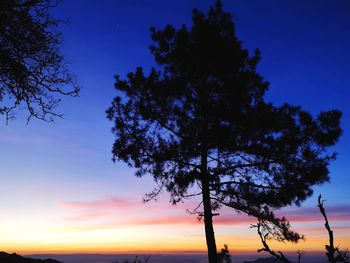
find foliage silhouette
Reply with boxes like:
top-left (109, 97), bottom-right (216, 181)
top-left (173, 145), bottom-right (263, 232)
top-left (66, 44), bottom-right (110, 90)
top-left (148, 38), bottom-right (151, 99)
top-left (218, 244), bottom-right (232, 263)
top-left (107, 1), bottom-right (342, 262)
top-left (0, 0), bottom-right (79, 122)
top-left (252, 195), bottom-right (349, 263)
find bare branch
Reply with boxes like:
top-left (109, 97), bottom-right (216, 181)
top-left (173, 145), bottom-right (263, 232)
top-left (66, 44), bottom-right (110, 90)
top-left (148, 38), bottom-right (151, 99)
top-left (318, 194), bottom-right (349, 263)
top-left (253, 220), bottom-right (291, 263)
top-left (0, 0), bottom-right (79, 122)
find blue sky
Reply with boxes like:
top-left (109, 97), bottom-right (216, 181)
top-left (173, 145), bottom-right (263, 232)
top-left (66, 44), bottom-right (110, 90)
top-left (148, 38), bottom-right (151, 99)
top-left (0, 0), bottom-right (349, 254)
top-left (55, 0), bottom-right (350, 203)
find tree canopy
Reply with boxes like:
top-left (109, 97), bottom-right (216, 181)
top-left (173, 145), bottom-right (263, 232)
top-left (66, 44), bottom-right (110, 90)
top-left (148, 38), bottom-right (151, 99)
top-left (0, 0), bottom-right (79, 122)
top-left (107, 1), bottom-right (342, 262)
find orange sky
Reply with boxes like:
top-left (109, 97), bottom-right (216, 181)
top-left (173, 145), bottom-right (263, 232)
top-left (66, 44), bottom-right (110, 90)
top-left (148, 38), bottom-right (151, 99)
top-left (1, 193), bottom-right (349, 255)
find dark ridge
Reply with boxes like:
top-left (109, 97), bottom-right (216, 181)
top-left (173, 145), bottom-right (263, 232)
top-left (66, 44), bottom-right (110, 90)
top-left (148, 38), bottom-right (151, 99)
top-left (0, 252), bottom-right (63, 263)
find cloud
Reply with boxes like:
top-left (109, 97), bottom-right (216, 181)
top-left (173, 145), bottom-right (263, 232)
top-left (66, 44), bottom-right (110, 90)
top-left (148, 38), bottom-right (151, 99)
top-left (214, 214), bottom-right (255, 225)
top-left (59, 197), bottom-right (132, 210)
top-left (58, 197), bottom-right (137, 222)
top-left (59, 203), bottom-right (254, 231)
top-left (59, 213), bottom-right (257, 233)
top-left (58, 197), bottom-right (350, 232)
top-left (65, 211), bottom-right (115, 221)
top-left (278, 204), bottom-right (350, 223)
top-left (58, 196), bottom-right (203, 221)
top-left (294, 225), bottom-right (350, 237)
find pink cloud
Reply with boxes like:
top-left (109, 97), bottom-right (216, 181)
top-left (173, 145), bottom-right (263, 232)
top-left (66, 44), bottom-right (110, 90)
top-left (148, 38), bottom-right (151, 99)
top-left (214, 214), bottom-right (255, 225)
top-left (65, 211), bottom-right (114, 221)
top-left (118, 212), bottom-right (254, 226)
top-left (58, 197), bottom-right (132, 209)
top-left (278, 204), bottom-right (350, 223)
top-left (58, 196), bottom-right (350, 230)
top-left (58, 196), bottom-right (204, 221)
top-left (133, 215), bottom-right (201, 225)
top-left (58, 197), bottom-right (138, 222)
top-left (294, 225), bottom-right (350, 237)
top-left (61, 210), bottom-right (255, 230)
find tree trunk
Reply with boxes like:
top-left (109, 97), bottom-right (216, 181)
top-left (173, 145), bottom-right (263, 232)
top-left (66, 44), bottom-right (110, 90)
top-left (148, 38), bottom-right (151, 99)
top-left (201, 150), bottom-right (218, 263)
top-left (199, 81), bottom-right (217, 263)
top-left (318, 195), bottom-right (336, 263)
top-left (202, 177), bottom-right (218, 263)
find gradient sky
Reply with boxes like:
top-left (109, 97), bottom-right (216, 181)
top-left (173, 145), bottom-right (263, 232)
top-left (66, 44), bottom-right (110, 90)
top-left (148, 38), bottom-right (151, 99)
top-left (0, 0), bottom-right (349, 256)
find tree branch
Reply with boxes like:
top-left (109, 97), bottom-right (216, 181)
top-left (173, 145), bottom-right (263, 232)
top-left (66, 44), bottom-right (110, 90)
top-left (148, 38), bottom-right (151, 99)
top-left (210, 180), bottom-right (281, 190)
top-left (318, 194), bottom-right (349, 263)
top-left (254, 220), bottom-right (291, 263)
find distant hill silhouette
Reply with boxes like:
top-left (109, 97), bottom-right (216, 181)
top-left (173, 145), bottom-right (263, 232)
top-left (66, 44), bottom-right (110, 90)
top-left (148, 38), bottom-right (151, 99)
top-left (244, 257), bottom-right (285, 263)
top-left (0, 252), bottom-right (62, 263)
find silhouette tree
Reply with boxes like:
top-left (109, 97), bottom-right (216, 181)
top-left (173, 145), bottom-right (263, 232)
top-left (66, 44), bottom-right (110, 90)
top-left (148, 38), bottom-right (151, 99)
top-left (0, 0), bottom-right (79, 122)
top-left (218, 244), bottom-right (232, 263)
top-left (107, 1), bottom-right (342, 262)
top-left (318, 195), bottom-right (349, 263)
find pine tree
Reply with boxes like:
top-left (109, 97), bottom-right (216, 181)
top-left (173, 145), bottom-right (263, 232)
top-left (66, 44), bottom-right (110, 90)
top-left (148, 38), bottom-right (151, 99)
top-left (107, 2), bottom-right (342, 262)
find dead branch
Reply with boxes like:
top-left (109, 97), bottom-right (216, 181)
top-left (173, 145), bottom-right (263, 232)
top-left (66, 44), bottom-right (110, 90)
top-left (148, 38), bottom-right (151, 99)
top-left (318, 195), bottom-right (349, 263)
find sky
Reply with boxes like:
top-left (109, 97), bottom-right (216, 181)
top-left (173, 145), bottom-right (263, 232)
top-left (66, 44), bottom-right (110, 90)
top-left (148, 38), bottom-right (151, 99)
top-left (0, 0), bottom-right (350, 256)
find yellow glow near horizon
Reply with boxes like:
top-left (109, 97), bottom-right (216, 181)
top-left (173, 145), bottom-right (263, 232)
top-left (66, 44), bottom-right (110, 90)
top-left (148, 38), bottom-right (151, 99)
top-left (1, 194), bottom-right (349, 255)
top-left (2, 220), bottom-right (349, 255)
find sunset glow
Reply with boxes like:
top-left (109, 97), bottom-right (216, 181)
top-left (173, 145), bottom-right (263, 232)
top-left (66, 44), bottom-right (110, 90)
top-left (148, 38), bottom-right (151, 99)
top-left (0, 192), bottom-right (349, 254)
top-left (0, 0), bottom-right (349, 260)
